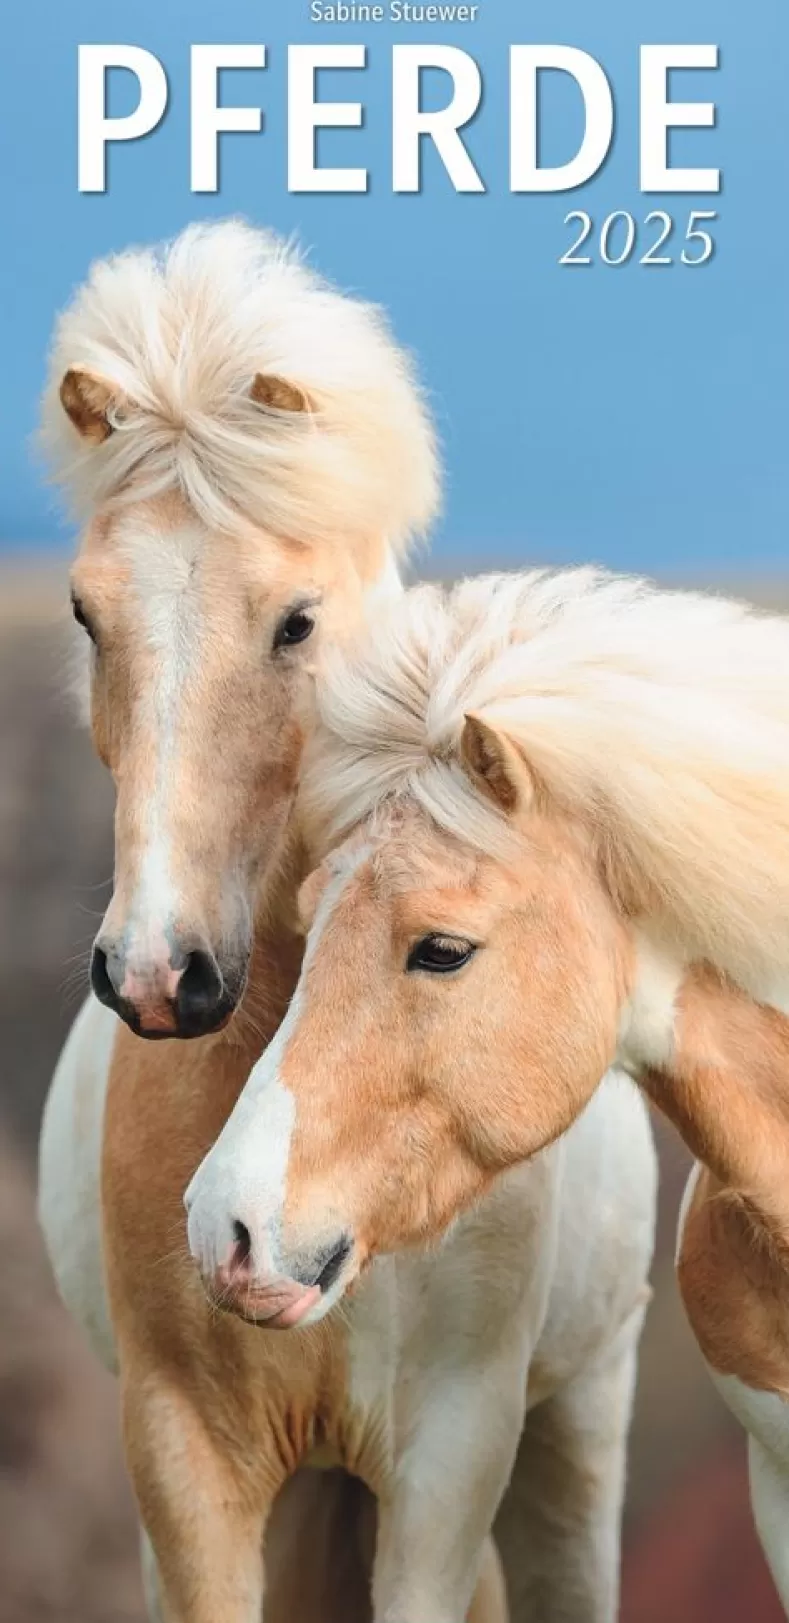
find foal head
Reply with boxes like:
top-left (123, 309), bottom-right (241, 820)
top-left (44, 221), bottom-right (437, 1037)
top-left (68, 493), bottom-right (365, 1039)
top-left (186, 788), bottom-right (631, 1327)
top-left (186, 569), bottom-right (789, 1326)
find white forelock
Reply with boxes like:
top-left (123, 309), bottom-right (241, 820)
top-left (303, 567), bottom-right (789, 998)
top-left (42, 218), bottom-right (440, 551)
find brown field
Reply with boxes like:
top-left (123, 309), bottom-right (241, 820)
top-left (0, 558), bottom-right (785, 1622)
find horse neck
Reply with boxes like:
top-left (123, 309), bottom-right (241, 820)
top-left (622, 950), bottom-right (789, 1249)
top-left (231, 827), bottom-right (310, 1054)
top-left (646, 1064), bottom-right (789, 1256)
top-left (655, 977), bottom-right (789, 1393)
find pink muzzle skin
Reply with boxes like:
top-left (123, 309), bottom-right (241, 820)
top-left (119, 965), bottom-right (184, 1035)
top-left (254, 1287), bottom-right (322, 1330)
top-left (209, 1253), bottom-right (322, 1330)
top-left (216, 1280), bottom-right (321, 1330)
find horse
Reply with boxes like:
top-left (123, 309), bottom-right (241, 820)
top-left (36, 223), bottom-right (650, 1621)
top-left (185, 568), bottom-right (789, 1612)
top-left (42, 579), bottom-right (657, 1623)
top-left (35, 215), bottom-right (462, 1619)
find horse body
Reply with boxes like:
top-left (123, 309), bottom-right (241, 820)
top-left (185, 570), bottom-right (789, 1613)
top-left (40, 981), bottom-right (655, 1623)
top-left (39, 996), bottom-right (118, 1370)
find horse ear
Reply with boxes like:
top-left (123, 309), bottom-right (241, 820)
top-left (250, 374), bottom-right (312, 415)
top-left (460, 714), bottom-right (532, 814)
top-left (59, 368), bottom-right (121, 444)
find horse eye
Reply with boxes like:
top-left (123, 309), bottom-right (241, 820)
top-left (71, 594), bottom-right (97, 644)
top-left (273, 606), bottom-right (316, 652)
top-left (406, 935), bottom-right (477, 975)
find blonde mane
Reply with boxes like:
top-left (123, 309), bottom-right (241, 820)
top-left (42, 219), bottom-right (439, 550)
top-left (303, 569), bottom-right (789, 998)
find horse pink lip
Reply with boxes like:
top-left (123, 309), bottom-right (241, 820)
top-left (120, 988), bottom-right (180, 1034)
top-left (213, 1281), bottom-right (322, 1330)
top-left (255, 1287), bottom-right (321, 1330)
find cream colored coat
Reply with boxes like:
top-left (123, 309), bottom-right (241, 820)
top-left (40, 997), bottom-right (655, 1623)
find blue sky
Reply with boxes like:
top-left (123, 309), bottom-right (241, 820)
top-left (1, 0), bottom-right (786, 572)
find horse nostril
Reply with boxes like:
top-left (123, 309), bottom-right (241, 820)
top-left (90, 944), bottom-right (117, 1009)
top-left (314, 1234), bottom-right (353, 1295)
top-left (89, 937), bottom-right (241, 1040)
top-left (232, 1220), bottom-right (252, 1266)
top-left (176, 949), bottom-right (226, 1031)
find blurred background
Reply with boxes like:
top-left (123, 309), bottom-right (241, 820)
top-left (1, 0), bottom-right (787, 1618)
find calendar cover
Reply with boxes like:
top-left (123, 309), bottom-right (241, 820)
top-left (0, 3), bottom-right (786, 1621)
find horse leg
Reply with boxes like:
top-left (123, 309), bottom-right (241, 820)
top-left (748, 1436), bottom-right (789, 1612)
top-left (122, 1374), bottom-right (274, 1623)
top-left (371, 1358), bottom-right (525, 1623)
top-left (494, 1305), bottom-right (645, 1623)
top-left (141, 1462), bottom-right (379, 1623)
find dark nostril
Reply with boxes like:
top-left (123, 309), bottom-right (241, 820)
top-left (314, 1235), bottom-right (353, 1295)
top-left (177, 949), bottom-right (224, 1021)
top-left (232, 1220), bottom-right (252, 1266)
top-left (89, 938), bottom-right (241, 1040)
top-left (90, 944), bottom-right (117, 1009)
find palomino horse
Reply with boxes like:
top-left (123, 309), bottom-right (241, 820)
top-left (43, 582), bottom-right (656, 1623)
top-left (37, 224), bottom-right (649, 1620)
top-left (35, 217), bottom-right (472, 1618)
top-left (187, 569), bottom-right (789, 1613)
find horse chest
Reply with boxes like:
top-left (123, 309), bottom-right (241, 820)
top-left (256, 1222), bottom-right (537, 1494)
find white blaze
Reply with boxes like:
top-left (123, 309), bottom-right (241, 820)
top-left (185, 848), bottom-right (370, 1274)
top-left (120, 514), bottom-right (205, 952)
